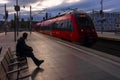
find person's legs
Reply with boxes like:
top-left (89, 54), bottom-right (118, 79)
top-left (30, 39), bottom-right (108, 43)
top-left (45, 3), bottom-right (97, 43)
top-left (31, 55), bottom-right (44, 66)
top-left (24, 52), bottom-right (44, 67)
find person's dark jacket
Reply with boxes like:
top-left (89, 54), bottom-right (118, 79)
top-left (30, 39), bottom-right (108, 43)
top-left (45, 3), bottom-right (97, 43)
top-left (16, 37), bottom-right (33, 57)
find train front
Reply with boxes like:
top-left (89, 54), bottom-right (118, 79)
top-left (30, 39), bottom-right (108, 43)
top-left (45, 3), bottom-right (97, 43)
top-left (74, 12), bottom-right (98, 46)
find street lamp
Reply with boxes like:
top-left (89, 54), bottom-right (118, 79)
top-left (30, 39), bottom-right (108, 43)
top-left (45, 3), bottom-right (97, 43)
top-left (14, 0), bottom-right (20, 37)
top-left (4, 4), bottom-right (8, 35)
top-left (30, 5), bottom-right (32, 34)
top-left (14, 0), bottom-right (20, 41)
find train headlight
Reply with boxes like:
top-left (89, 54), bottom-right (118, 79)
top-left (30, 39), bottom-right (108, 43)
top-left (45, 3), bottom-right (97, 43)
top-left (81, 29), bottom-right (84, 32)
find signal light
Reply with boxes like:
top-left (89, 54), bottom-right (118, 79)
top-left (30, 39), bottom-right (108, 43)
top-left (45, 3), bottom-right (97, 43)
top-left (14, 5), bottom-right (20, 11)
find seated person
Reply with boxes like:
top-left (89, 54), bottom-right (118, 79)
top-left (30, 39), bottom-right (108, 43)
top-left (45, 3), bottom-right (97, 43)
top-left (16, 32), bottom-right (44, 67)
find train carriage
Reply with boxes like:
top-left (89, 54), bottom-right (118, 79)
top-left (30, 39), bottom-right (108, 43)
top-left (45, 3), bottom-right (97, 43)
top-left (34, 10), bottom-right (98, 46)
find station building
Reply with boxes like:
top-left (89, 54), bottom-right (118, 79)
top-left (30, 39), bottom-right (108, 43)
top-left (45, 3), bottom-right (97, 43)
top-left (89, 11), bottom-right (120, 31)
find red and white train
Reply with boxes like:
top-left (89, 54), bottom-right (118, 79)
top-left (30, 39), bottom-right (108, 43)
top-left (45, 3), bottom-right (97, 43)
top-left (34, 10), bottom-right (98, 46)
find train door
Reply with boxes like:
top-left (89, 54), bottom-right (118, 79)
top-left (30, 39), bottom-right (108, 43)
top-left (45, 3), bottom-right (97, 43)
top-left (66, 20), bottom-right (74, 41)
top-left (59, 20), bottom-right (73, 41)
top-left (62, 20), bottom-right (67, 39)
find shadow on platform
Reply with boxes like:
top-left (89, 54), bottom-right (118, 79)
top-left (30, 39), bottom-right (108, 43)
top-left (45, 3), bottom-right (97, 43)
top-left (31, 67), bottom-right (44, 80)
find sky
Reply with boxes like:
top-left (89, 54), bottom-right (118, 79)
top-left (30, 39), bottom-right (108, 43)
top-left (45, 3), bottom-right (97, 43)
top-left (0, 0), bottom-right (120, 21)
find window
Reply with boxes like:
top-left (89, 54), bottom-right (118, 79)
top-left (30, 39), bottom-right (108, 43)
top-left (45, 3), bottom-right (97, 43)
top-left (76, 15), bottom-right (94, 28)
top-left (67, 20), bottom-right (74, 31)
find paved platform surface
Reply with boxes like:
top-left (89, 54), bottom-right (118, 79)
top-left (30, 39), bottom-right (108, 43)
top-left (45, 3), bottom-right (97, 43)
top-left (0, 32), bottom-right (120, 80)
top-left (0, 31), bottom-right (119, 55)
top-left (97, 32), bottom-right (120, 41)
top-left (27, 32), bottom-right (120, 80)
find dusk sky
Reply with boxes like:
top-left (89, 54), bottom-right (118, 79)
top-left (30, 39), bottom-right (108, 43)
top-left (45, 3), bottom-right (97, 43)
top-left (0, 0), bottom-right (120, 21)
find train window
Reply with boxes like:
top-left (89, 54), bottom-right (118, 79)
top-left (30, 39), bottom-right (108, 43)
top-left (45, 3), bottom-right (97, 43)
top-left (56, 21), bottom-right (65, 30)
top-left (52, 22), bottom-right (58, 30)
top-left (55, 22), bottom-right (61, 30)
top-left (67, 20), bottom-right (74, 32)
top-left (70, 21), bottom-right (74, 31)
top-left (51, 22), bottom-right (55, 30)
top-left (51, 20), bottom-right (74, 31)
top-left (35, 25), bottom-right (39, 30)
top-left (60, 23), bottom-right (64, 30)
top-left (76, 15), bottom-right (94, 28)
top-left (63, 20), bottom-right (68, 31)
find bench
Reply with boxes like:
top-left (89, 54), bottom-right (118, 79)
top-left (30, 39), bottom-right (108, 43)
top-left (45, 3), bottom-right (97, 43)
top-left (0, 47), bottom-right (30, 80)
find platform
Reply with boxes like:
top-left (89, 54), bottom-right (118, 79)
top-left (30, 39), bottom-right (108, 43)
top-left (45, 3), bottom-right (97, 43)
top-left (27, 32), bottom-right (120, 80)
top-left (0, 32), bottom-right (120, 80)
top-left (97, 32), bottom-right (120, 41)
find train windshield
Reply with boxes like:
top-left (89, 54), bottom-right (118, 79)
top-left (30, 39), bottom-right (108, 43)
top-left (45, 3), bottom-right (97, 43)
top-left (76, 14), bottom-right (94, 28)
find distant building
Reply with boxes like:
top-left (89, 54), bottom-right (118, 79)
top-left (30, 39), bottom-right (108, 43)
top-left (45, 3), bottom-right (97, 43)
top-left (89, 11), bottom-right (120, 31)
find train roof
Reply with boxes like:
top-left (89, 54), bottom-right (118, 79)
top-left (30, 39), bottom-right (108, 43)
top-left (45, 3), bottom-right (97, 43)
top-left (55, 10), bottom-right (86, 17)
top-left (43, 10), bottom-right (87, 21)
top-left (64, 10), bottom-right (85, 14)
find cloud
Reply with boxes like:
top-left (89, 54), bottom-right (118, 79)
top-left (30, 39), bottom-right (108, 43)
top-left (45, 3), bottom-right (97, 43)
top-left (0, 0), bottom-right (120, 21)
top-left (0, 0), bottom-right (9, 4)
top-left (65, 0), bottom-right (81, 3)
top-left (40, 0), bottom-right (64, 8)
top-left (104, 8), bottom-right (114, 12)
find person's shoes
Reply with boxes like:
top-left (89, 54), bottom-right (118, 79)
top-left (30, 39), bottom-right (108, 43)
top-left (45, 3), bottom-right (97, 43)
top-left (37, 60), bottom-right (44, 67)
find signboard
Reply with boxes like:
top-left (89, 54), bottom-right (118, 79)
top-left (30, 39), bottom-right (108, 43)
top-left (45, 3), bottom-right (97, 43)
top-left (14, 5), bottom-right (20, 11)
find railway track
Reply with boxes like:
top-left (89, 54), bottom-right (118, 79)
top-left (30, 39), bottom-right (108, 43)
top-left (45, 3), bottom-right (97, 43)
top-left (91, 38), bottom-right (120, 57)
